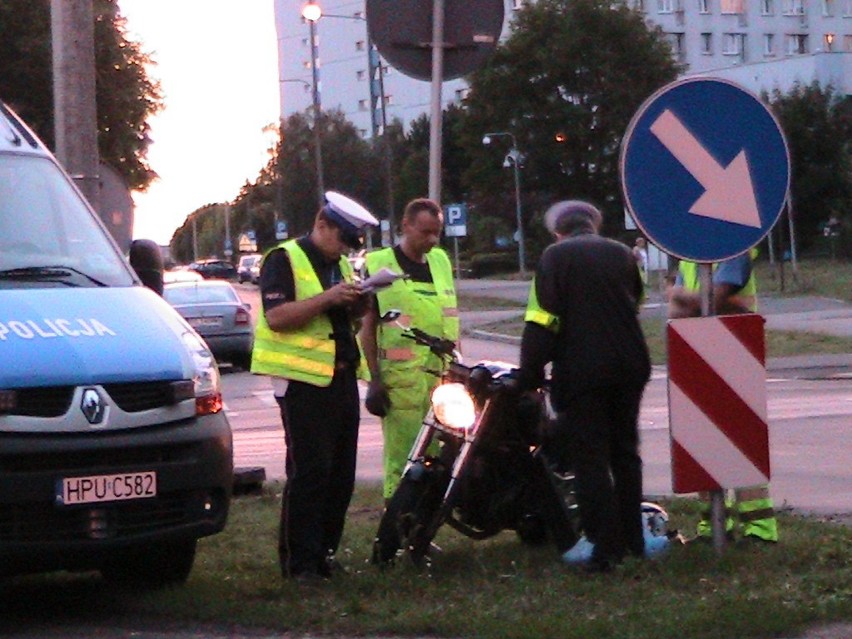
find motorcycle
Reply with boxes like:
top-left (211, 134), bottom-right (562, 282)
top-left (371, 311), bottom-right (581, 567)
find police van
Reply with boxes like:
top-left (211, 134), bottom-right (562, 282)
top-left (0, 101), bottom-right (233, 585)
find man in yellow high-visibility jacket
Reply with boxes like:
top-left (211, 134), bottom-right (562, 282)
top-left (251, 191), bottom-right (378, 580)
top-left (669, 251), bottom-right (779, 544)
top-left (359, 198), bottom-right (459, 501)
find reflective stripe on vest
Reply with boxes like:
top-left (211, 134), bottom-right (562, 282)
top-left (366, 247), bottom-right (459, 370)
top-left (250, 240), bottom-right (353, 386)
top-left (524, 278), bottom-right (560, 332)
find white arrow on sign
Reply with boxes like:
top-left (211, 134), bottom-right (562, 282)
top-left (650, 109), bottom-right (761, 228)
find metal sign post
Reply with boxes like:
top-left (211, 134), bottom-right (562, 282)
top-left (622, 78), bottom-right (790, 555)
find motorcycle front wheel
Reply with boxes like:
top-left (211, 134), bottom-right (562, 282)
top-left (372, 468), bottom-right (445, 567)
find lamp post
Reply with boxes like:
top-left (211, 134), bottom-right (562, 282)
top-left (301, 2), bottom-right (395, 239)
top-left (483, 132), bottom-right (526, 275)
top-left (300, 3), bottom-right (325, 209)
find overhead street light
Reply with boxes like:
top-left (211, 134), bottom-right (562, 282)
top-left (300, 4), bottom-right (325, 208)
top-left (301, 2), bottom-right (395, 240)
top-left (483, 131), bottom-right (526, 275)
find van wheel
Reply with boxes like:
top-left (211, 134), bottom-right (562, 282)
top-left (101, 539), bottom-right (197, 587)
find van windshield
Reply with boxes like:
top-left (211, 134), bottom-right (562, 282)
top-left (0, 154), bottom-right (134, 288)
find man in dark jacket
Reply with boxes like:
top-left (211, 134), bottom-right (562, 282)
top-left (519, 200), bottom-right (666, 572)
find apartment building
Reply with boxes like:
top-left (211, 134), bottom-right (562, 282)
top-left (273, 0), bottom-right (850, 137)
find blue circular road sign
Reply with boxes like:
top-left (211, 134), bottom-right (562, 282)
top-left (620, 77), bottom-right (790, 262)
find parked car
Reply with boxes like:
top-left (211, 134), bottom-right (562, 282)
top-left (188, 259), bottom-right (237, 280)
top-left (237, 253), bottom-right (262, 284)
top-left (164, 267), bottom-right (204, 284)
top-left (164, 280), bottom-right (254, 370)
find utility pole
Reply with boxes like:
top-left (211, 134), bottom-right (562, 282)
top-left (51, 0), bottom-right (99, 211)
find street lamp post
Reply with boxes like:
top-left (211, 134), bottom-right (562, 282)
top-left (301, 2), bottom-right (395, 240)
top-left (301, 3), bottom-right (325, 209)
top-left (483, 132), bottom-right (526, 275)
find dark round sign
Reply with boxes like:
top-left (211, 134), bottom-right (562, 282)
top-left (367, 0), bottom-right (504, 82)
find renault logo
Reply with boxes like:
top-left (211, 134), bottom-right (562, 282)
top-left (81, 388), bottom-right (106, 425)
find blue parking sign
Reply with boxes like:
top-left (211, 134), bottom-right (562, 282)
top-left (445, 203), bottom-right (467, 238)
top-left (620, 78), bottom-right (790, 262)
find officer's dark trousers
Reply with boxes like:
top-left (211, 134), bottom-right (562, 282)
top-left (276, 367), bottom-right (360, 577)
top-left (560, 383), bottom-right (646, 562)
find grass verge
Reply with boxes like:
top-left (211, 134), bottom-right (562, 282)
top-left (3, 484), bottom-right (849, 639)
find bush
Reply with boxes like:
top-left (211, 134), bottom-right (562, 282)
top-left (469, 252), bottom-right (518, 278)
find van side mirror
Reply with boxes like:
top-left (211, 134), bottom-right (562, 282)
top-left (129, 239), bottom-right (164, 296)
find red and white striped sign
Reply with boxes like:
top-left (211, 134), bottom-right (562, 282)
top-left (668, 314), bottom-right (770, 493)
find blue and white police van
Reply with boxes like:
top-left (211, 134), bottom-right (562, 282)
top-left (0, 101), bottom-right (233, 585)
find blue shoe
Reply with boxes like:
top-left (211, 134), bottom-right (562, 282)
top-left (562, 536), bottom-right (595, 566)
top-left (643, 534), bottom-right (671, 559)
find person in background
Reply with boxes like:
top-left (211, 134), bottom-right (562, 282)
top-left (359, 198), bottom-right (459, 502)
top-left (668, 251), bottom-right (779, 544)
top-left (518, 200), bottom-right (668, 572)
top-left (633, 237), bottom-right (649, 285)
top-left (251, 191), bottom-right (378, 581)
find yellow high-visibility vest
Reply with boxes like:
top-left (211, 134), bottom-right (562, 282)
top-left (251, 240), bottom-right (355, 386)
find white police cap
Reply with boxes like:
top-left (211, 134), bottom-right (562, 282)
top-left (325, 191), bottom-right (379, 229)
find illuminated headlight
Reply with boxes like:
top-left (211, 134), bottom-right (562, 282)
top-left (182, 331), bottom-right (223, 416)
top-left (431, 383), bottom-right (476, 430)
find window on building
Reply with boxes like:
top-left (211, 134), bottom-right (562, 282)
top-left (785, 33), bottom-right (808, 53)
top-left (303, 60), bottom-right (312, 70)
top-left (355, 40), bottom-right (365, 51)
top-left (383, 94), bottom-right (393, 106)
top-left (761, 0), bottom-right (775, 13)
top-left (723, 32), bottom-right (744, 54)
top-left (701, 32), bottom-right (714, 53)
top-left (845, 34), bottom-right (852, 50)
top-left (513, 0), bottom-right (526, 9)
top-left (699, 0), bottom-right (711, 13)
top-left (782, 0), bottom-right (804, 14)
top-left (844, 0), bottom-right (852, 16)
top-left (302, 37), bottom-right (309, 48)
top-left (721, 0), bottom-right (744, 12)
top-left (763, 33), bottom-right (776, 55)
top-left (658, 0), bottom-right (675, 12)
top-left (359, 129), bottom-right (368, 138)
top-left (357, 70), bottom-right (366, 81)
top-left (824, 33), bottom-right (836, 50)
top-left (358, 99), bottom-right (368, 111)
top-left (353, 11), bottom-right (365, 19)
top-left (634, 0), bottom-right (646, 11)
top-left (822, 0), bottom-right (835, 15)
top-left (665, 32), bottom-right (686, 57)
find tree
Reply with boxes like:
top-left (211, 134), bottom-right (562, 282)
top-left (460, 0), bottom-right (681, 243)
top-left (0, 0), bottom-right (162, 191)
top-left (767, 82), bottom-right (852, 253)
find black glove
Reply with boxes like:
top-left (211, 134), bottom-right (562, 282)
top-left (365, 379), bottom-right (391, 417)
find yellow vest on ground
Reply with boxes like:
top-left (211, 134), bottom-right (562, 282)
top-left (251, 240), bottom-right (355, 387)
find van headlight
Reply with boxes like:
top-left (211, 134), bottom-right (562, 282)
top-left (431, 383), bottom-right (476, 430)
top-left (182, 331), bottom-right (223, 416)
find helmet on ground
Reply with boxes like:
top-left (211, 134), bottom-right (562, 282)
top-left (641, 501), bottom-right (669, 538)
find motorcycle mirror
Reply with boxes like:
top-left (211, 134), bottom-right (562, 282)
top-left (380, 310), bottom-right (402, 324)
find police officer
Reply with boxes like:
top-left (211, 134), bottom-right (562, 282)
top-left (251, 191), bottom-right (378, 580)
top-left (669, 251), bottom-right (779, 544)
top-left (359, 198), bottom-right (459, 501)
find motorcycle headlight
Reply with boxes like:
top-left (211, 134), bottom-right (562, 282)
top-left (182, 331), bottom-right (223, 416)
top-left (431, 383), bottom-right (476, 430)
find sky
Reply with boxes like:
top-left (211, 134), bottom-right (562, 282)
top-left (119, 1), bottom-right (281, 245)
